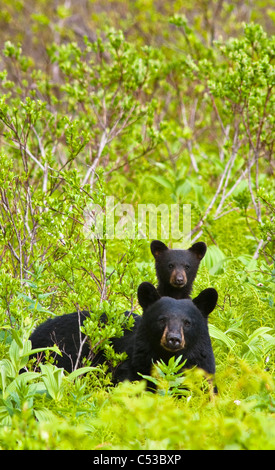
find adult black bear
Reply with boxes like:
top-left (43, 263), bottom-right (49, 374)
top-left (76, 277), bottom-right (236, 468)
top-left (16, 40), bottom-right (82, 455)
top-left (130, 282), bottom-right (217, 383)
top-left (150, 240), bottom-right (207, 299)
top-left (28, 283), bottom-right (217, 387)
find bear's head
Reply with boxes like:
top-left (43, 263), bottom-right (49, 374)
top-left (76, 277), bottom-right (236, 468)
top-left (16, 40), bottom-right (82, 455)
top-left (150, 240), bottom-right (207, 291)
top-left (137, 282), bottom-right (217, 354)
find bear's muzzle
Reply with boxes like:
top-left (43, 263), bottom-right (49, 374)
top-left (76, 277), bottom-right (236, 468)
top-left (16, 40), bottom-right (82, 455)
top-left (160, 326), bottom-right (185, 352)
top-left (170, 270), bottom-right (187, 288)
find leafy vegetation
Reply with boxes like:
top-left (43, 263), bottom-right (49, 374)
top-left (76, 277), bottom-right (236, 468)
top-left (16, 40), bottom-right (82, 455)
top-left (0, 0), bottom-right (274, 450)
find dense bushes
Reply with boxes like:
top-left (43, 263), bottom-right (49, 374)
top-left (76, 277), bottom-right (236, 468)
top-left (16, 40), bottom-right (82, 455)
top-left (0, 1), bottom-right (274, 450)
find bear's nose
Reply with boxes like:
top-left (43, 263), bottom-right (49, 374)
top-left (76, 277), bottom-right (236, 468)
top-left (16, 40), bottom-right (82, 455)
top-left (170, 271), bottom-right (187, 288)
top-left (166, 333), bottom-right (182, 350)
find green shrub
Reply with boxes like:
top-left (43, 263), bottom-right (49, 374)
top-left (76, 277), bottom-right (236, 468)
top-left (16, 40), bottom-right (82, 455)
top-left (0, 3), bottom-right (274, 450)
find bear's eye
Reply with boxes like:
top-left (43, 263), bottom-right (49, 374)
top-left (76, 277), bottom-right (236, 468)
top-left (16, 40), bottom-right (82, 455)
top-left (184, 319), bottom-right (191, 327)
top-left (168, 263), bottom-right (174, 269)
top-left (158, 317), bottom-right (166, 327)
top-left (185, 264), bottom-right (190, 270)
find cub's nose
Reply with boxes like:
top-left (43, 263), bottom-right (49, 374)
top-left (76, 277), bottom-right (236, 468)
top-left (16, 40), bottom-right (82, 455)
top-left (170, 270), bottom-right (187, 288)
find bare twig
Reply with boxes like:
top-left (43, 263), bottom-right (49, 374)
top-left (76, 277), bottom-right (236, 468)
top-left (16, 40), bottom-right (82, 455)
top-left (73, 310), bottom-right (89, 371)
top-left (214, 125), bottom-right (241, 216)
top-left (180, 101), bottom-right (199, 172)
top-left (32, 125), bottom-right (48, 193)
top-left (206, 90), bottom-right (228, 137)
top-left (82, 105), bottom-right (137, 189)
top-left (82, 130), bottom-right (108, 187)
top-left (97, 239), bottom-right (107, 303)
top-left (253, 239), bottom-right (265, 260)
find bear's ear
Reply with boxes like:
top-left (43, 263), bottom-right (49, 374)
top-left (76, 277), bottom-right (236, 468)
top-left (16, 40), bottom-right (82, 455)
top-left (192, 288), bottom-right (218, 318)
top-left (150, 240), bottom-right (169, 259)
top-left (138, 282), bottom-right (160, 310)
top-left (188, 241), bottom-right (207, 260)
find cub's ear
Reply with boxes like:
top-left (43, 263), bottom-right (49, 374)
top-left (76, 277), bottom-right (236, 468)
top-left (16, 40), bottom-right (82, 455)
top-left (150, 240), bottom-right (169, 259)
top-left (188, 241), bottom-right (207, 260)
top-left (138, 282), bottom-right (160, 310)
top-left (192, 288), bottom-right (218, 318)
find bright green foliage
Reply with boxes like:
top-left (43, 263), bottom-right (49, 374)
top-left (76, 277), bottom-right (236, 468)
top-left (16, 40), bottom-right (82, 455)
top-left (0, 1), bottom-right (274, 450)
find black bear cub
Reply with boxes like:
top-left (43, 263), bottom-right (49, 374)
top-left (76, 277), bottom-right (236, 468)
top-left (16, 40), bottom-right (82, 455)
top-left (151, 240), bottom-right (207, 299)
top-left (28, 283), bottom-right (217, 387)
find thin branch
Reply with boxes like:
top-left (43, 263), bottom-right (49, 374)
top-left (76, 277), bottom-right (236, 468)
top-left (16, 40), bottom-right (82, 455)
top-left (0, 191), bottom-right (24, 283)
top-left (206, 89), bottom-right (228, 137)
top-left (32, 125), bottom-right (48, 193)
top-left (98, 239), bottom-right (107, 303)
top-left (9, 139), bottom-right (45, 170)
top-left (82, 104), bottom-right (137, 189)
top-left (253, 239), bottom-right (265, 260)
top-left (214, 125), bottom-right (241, 216)
top-left (247, 148), bottom-right (261, 222)
top-left (82, 129), bottom-right (108, 188)
top-left (73, 310), bottom-right (88, 371)
top-left (180, 101), bottom-right (199, 172)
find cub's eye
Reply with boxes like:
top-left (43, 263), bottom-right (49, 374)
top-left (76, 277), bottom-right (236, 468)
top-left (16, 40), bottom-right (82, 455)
top-left (185, 264), bottom-right (190, 270)
top-left (168, 264), bottom-right (174, 269)
top-left (184, 319), bottom-right (191, 327)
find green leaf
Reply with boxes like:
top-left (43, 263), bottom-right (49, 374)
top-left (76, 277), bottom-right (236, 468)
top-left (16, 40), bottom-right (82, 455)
top-left (146, 174), bottom-right (174, 191)
top-left (201, 245), bottom-right (227, 275)
top-left (22, 345), bottom-right (62, 358)
top-left (209, 324), bottom-right (236, 349)
top-left (39, 364), bottom-right (65, 401)
top-left (66, 366), bottom-right (102, 382)
top-left (245, 327), bottom-right (273, 344)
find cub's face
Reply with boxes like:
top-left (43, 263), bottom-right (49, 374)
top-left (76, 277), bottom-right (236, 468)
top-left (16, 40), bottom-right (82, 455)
top-left (150, 241), bottom-right (207, 289)
top-left (143, 297), bottom-right (205, 353)
top-left (156, 250), bottom-right (200, 288)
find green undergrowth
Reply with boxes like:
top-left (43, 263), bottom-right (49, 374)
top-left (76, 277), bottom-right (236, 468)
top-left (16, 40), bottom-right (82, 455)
top-left (0, 355), bottom-right (274, 450)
